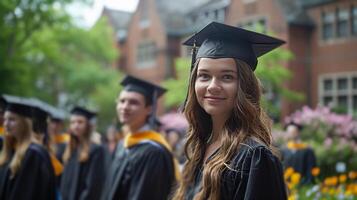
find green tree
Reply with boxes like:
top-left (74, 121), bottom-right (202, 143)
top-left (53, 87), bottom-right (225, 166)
top-left (0, 1), bottom-right (122, 130)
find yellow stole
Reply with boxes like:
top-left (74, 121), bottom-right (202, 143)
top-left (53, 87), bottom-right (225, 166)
top-left (50, 154), bottom-right (64, 176)
top-left (287, 141), bottom-right (308, 150)
top-left (0, 126), bottom-right (4, 136)
top-left (124, 130), bottom-right (181, 181)
top-left (54, 133), bottom-right (70, 144)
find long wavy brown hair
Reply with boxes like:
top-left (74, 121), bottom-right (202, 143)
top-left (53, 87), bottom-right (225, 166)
top-left (173, 59), bottom-right (273, 200)
top-left (63, 118), bottom-right (92, 163)
top-left (0, 112), bottom-right (34, 178)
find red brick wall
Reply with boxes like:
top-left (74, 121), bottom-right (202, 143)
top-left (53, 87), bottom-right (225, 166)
top-left (125, 0), bottom-right (167, 82)
top-left (121, 0), bottom-right (170, 114)
top-left (306, 0), bottom-right (357, 106)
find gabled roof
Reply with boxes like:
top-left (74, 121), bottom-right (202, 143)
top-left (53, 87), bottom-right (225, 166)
top-left (102, 7), bottom-right (132, 40)
top-left (155, 0), bottom-right (230, 37)
top-left (276, 0), bottom-right (315, 27)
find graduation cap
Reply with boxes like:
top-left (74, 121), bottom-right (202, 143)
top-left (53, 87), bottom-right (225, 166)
top-left (1, 94), bottom-right (34, 118)
top-left (120, 75), bottom-right (167, 128)
top-left (183, 21), bottom-right (285, 71)
top-left (70, 106), bottom-right (97, 120)
top-left (47, 106), bottom-right (66, 122)
top-left (29, 98), bottom-right (52, 136)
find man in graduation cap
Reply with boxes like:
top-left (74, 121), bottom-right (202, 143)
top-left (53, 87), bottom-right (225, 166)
top-left (102, 75), bottom-right (179, 200)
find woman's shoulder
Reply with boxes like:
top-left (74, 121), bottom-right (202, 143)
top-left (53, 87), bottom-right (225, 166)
top-left (27, 143), bottom-right (50, 158)
top-left (230, 137), bottom-right (277, 168)
top-left (237, 137), bottom-right (269, 153)
top-left (25, 143), bottom-right (52, 167)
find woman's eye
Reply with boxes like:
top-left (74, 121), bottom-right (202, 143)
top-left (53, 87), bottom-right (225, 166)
top-left (222, 74), bottom-right (234, 80)
top-left (197, 73), bottom-right (210, 80)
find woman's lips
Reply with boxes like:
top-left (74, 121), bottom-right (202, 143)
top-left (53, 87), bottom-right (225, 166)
top-left (204, 96), bottom-right (226, 103)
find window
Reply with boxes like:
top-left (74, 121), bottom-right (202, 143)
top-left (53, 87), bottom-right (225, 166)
top-left (337, 78), bottom-right (348, 90)
top-left (337, 95), bottom-right (348, 107)
top-left (240, 18), bottom-right (267, 33)
top-left (337, 9), bottom-right (349, 37)
top-left (353, 77), bottom-right (357, 89)
top-left (353, 6), bottom-right (357, 35)
top-left (319, 72), bottom-right (357, 115)
top-left (324, 79), bottom-right (333, 91)
top-left (137, 41), bottom-right (156, 68)
top-left (322, 12), bottom-right (335, 40)
top-left (323, 96), bottom-right (333, 106)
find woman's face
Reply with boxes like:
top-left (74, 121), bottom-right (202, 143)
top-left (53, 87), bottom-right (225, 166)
top-left (3, 111), bottom-right (25, 138)
top-left (195, 58), bottom-right (238, 117)
top-left (69, 115), bottom-right (89, 137)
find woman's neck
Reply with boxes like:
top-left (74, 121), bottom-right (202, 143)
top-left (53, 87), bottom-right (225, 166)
top-left (210, 114), bottom-right (228, 143)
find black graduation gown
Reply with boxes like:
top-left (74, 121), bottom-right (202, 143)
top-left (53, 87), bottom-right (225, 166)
top-left (0, 143), bottom-right (56, 200)
top-left (55, 142), bottom-right (67, 163)
top-left (102, 141), bottom-right (176, 200)
top-left (185, 138), bottom-right (287, 200)
top-left (281, 146), bottom-right (316, 184)
top-left (60, 143), bottom-right (107, 200)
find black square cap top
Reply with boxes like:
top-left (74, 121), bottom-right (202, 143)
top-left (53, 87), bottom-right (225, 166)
top-left (183, 22), bottom-right (285, 71)
top-left (70, 106), bottom-right (97, 120)
top-left (1, 94), bottom-right (34, 118)
top-left (120, 75), bottom-right (167, 105)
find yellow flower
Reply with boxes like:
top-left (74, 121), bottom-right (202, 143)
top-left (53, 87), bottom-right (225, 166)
top-left (324, 176), bottom-right (338, 186)
top-left (345, 190), bottom-right (352, 196)
top-left (291, 173), bottom-right (301, 185)
top-left (329, 188), bottom-right (336, 195)
top-left (288, 195), bottom-right (295, 200)
top-left (321, 186), bottom-right (329, 194)
top-left (284, 167), bottom-right (295, 180)
top-left (311, 167), bottom-right (320, 176)
top-left (348, 171), bottom-right (357, 180)
top-left (353, 184), bottom-right (357, 195)
top-left (339, 174), bottom-right (347, 183)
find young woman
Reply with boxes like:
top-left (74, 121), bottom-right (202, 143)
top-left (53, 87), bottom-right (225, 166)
top-left (0, 96), bottom-right (56, 200)
top-left (60, 106), bottom-right (107, 200)
top-left (173, 22), bottom-right (287, 200)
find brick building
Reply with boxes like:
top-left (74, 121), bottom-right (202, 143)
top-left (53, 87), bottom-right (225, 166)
top-left (104, 0), bottom-right (357, 118)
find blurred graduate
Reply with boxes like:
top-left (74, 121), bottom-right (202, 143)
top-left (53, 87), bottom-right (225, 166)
top-left (102, 75), bottom-right (179, 200)
top-left (0, 95), bottom-right (56, 200)
top-left (60, 106), bottom-right (108, 200)
top-left (281, 122), bottom-right (317, 184)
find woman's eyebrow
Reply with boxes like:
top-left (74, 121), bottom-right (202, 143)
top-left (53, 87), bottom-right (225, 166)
top-left (220, 70), bottom-right (237, 73)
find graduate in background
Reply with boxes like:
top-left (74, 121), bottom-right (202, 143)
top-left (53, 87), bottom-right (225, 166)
top-left (0, 95), bottom-right (56, 200)
top-left (60, 106), bottom-right (107, 200)
top-left (102, 75), bottom-right (178, 200)
top-left (30, 100), bottom-right (65, 199)
top-left (0, 97), bottom-right (6, 150)
top-left (173, 22), bottom-right (287, 200)
top-left (281, 122), bottom-right (317, 184)
top-left (48, 110), bottom-right (69, 164)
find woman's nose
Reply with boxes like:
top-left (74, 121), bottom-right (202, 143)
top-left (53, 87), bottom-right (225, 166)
top-left (207, 78), bottom-right (222, 93)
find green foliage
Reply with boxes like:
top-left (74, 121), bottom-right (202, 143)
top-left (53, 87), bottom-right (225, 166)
top-left (0, 1), bottom-right (121, 131)
top-left (162, 58), bottom-right (191, 109)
